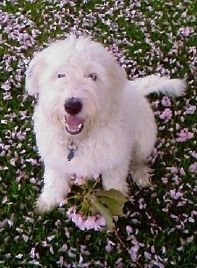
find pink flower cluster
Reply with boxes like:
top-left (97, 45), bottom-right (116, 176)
top-left (66, 207), bottom-right (106, 231)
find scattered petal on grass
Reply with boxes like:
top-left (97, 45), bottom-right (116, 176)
top-left (159, 108), bottom-right (172, 121)
top-left (189, 162), bottom-right (197, 173)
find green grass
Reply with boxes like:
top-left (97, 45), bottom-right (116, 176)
top-left (1, 0), bottom-right (197, 267)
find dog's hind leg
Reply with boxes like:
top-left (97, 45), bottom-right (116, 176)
top-left (130, 159), bottom-right (153, 187)
top-left (130, 118), bottom-right (157, 188)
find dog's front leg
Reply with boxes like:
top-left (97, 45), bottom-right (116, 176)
top-left (36, 166), bottom-right (71, 213)
top-left (102, 162), bottom-right (129, 196)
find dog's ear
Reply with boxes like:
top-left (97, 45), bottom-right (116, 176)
top-left (25, 51), bottom-right (45, 96)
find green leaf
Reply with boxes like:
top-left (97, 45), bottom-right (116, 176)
top-left (91, 196), bottom-right (114, 230)
top-left (89, 203), bottom-right (99, 215)
top-left (95, 189), bottom-right (127, 205)
top-left (99, 196), bottom-right (124, 216)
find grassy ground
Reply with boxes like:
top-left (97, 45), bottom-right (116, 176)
top-left (1, 0), bottom-right (197, 267)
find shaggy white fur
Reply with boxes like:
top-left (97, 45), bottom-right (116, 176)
top-left (26, 35), bottom-right (186, 212)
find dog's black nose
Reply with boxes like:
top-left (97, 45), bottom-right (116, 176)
top-left (64, 97), bottom-right (83, 115)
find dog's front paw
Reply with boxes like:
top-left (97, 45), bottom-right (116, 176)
top-left (103, 179), bottom-right (129, 197)
top-left (35, 182), bottom-right (71, 213)
top-left (35, 192), bottom-right (66, 213)
top-left (35, 195), bottom-right (55, 213)
top-left (114, 184), bottom-right (129, 197)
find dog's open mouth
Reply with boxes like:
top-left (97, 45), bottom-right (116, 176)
top-left (65, 115), bottom-right (84, 135)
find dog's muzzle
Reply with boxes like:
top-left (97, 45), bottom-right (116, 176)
top-left (64, 97), bottom-right (84, 135)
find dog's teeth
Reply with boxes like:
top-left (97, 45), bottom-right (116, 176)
top-left (78, 123), bottom-right (82, 130)
top-left (65, 122), bottom-right (83, 135)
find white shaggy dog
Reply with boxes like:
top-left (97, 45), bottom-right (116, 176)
top-left (26, 35), bottom-right (186, 212)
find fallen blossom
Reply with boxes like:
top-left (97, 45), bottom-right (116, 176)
top-left (178, 26), bottom-right (194, 37)
top-left (64, 178), bottom-right (127, 231)
top-left (189, 162), bottom-right (197, 173)
top-left (161, 96), bottom-right (171, 107)
top-left (169, 189), bottom-right (183, 200)
top-left (159, 108), bottom-right (172, 121)
top-left (176, 128), bottom-right (194, 142)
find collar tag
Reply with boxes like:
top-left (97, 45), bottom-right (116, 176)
top-left (67, 142), bottom-right (78, 161)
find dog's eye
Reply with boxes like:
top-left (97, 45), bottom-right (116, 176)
top-left (57, 73), bottom-right (66, 78)
top-left (88, 73), bottom-right (97, 81)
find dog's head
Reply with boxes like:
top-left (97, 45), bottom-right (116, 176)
top-left (26, 35), bottom-right (127, 136)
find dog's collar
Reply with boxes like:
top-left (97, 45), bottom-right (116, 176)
top-left (67, 142), bottom-right (78, 161)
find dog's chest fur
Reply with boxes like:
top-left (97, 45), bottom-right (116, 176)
top-left (34, 109), bottom-right (135, 178)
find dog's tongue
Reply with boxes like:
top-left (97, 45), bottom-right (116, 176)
top-left (65, 116), bottom-right (84, 135)
top-left (67, 115), bottom-right (83, 127)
